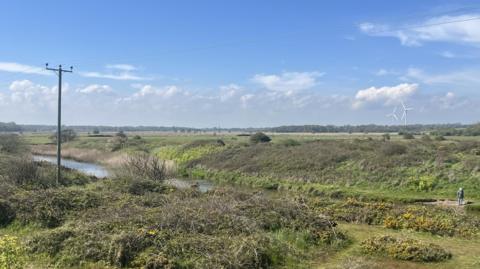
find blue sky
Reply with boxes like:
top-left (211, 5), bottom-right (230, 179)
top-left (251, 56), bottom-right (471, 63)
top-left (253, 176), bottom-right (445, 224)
top-left (1, 0), bottom-right (480, 127)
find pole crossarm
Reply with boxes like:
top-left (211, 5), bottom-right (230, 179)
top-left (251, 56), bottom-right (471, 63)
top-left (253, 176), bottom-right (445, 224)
top-left (45, 63), bottom-right (73, 184)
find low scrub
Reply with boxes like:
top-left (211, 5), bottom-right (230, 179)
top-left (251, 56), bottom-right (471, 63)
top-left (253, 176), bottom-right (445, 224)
top-left (0, 199), bottom-right (15, 227)
top-left (27, 187), bottom-right (347, 268)
top-left (118, 153), bottom-right (168, 181)
top-left (361, 235), bottom-right (452, 262)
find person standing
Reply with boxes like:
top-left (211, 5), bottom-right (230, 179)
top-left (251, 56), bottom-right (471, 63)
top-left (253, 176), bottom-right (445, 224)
top-left (457, 187), bottom-right (464, 206)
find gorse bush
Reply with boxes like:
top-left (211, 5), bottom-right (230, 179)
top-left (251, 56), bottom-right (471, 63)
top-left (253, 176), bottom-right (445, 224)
top-left (361, 235), bottom-right (452, 262)
top-left (27, 187), bottom-right (346, 268)
top-left (13, 188), bottom-right (101, 227)
top-left (0, 235), bottom-right (24, 269)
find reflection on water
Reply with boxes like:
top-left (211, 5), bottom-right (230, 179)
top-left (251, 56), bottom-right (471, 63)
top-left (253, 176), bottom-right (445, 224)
top-left (33, 155), bottom-right (110, 178)
top-left (32, 155), bottom-right (214, 192)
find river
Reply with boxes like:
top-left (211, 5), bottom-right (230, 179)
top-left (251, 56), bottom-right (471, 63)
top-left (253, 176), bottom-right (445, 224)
top-left (32, 155), bottom-right (214, 192)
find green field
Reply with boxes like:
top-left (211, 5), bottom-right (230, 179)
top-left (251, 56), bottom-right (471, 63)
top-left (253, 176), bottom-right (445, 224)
top-left (1, 132), bottom-right (479, 268)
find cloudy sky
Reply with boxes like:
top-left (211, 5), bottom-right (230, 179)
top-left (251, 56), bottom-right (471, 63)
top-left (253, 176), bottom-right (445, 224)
top-left (1, 0), bottom-right (480, 127)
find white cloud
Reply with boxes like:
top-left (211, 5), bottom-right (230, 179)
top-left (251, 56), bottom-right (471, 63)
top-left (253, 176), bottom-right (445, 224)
top-left (4, 79), bottom-right (480, 126)
top-left (219, 84), bottom-right (242, 102)
top-left (78, 84), bottom-right (112, 94)
top-left (0, 62), bottom-right (49, 75)
top-left (106, 64), bottom-right (137, 71)
top-left (353, 83), bottom-right (418, 108)
top-left (4, 80), bottom-right (57, 107)
top-left (403, 67), bottom-right (480, 85)
top-left (359, 14), bottom-right (480, 46)
top-left (79, 71), bottom-right (148, 81)
top-left (251, 71), bottom-right (324, 95)
top-left (80, 64), bottom-right (149, 81)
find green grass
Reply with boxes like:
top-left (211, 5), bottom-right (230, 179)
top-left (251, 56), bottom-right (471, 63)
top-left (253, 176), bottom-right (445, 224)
top-left (319, 223), bottom-right (480, 269)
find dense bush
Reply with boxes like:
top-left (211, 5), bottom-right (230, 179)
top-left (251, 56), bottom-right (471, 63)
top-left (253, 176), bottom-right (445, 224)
top-left (250, 132), bottom-right (271, 144)
top-left (0, 134), bottom-right (25, 153)
top-left (119, 153), bottom-right (168, 182)
top-left (0, 199), bottom-right (15, 227)
top-left (12, 188), bottom-right (101, 227)
top-left (27, 187), bottom-right (347, 268)
top-left (3, 157), bottom-right (39, 186)
top-left (380, 143), bottom-right (407, 156)
top-left (361, 235), bottom-right (451, 262)
top-left (50, 129), bottom-right (77, 143)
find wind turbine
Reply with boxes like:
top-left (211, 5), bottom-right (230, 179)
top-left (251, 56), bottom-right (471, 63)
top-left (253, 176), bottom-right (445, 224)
top-left (400, 101), bottom-right (413, 127)
top-left (386, 106), bottom-right (399, 123)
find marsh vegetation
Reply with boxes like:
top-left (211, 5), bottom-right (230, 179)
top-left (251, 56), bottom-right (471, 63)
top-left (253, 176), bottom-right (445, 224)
top-left (1, 132), bottom-right (479, 268)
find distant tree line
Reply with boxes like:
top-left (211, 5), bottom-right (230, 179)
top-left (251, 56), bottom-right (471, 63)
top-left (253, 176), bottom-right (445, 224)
top-left (0, 122), bottom-right (22, 132)
top-left (2, 121), bottom-right (480, 135)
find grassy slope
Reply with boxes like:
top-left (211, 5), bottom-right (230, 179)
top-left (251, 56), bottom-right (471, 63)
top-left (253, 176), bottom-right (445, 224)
top-left (320, 223), bottom-right (480, 269)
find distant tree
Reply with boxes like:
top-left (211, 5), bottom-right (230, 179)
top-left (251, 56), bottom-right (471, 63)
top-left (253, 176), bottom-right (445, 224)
top-left (93, 128), bottom-right (100, 135)
top-left (382, 133), bottom-right (391, 141)
top-left (250, 132), bottom-right (271, 144)
top-left (109, 132), bottom-right (128, 151)
top-left (50, 129), bottom-right (77, 143)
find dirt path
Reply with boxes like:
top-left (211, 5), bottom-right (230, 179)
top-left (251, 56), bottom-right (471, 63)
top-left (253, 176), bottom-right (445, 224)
top-left (422, 200), bottom-right (472, 214)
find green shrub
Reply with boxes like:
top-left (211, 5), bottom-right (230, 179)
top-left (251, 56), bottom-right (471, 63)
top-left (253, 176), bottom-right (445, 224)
top-left (361, 235), bottom-right (451, 262)
top-left (5, 157), bottom-right (39, 186)
top-left (50, 129), bottom-right (77, 143)
top-left (29, 228), bottom-right (75, 255)
top-left (126, 179), bottom-right (168, 195)
top-left (380, 143), bottom-right (407, 156)
top-left (250, 132), bottom-right (271, 144)
top-left (0, 199), bottom-right (15, 227)
top-left (13, 188), bottom-right (101, 227)
top-left (0, 134), bottom-right (25, 154)
top-left (109, 232), bottom-right (151, 267)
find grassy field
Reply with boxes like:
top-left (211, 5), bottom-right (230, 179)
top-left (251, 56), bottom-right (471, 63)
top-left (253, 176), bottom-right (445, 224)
top-left (1, 131), bottom-right (479, 268)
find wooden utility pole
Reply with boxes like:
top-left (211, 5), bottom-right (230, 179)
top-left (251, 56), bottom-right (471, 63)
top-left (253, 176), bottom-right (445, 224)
top-left (45, 63), bottom-right (73, 184)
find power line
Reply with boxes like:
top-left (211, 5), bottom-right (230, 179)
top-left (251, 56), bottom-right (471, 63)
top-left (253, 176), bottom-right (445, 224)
top-left (45, 63), bottom-right (73, 184)
top-left (366, 16), bottom-right (480, 35)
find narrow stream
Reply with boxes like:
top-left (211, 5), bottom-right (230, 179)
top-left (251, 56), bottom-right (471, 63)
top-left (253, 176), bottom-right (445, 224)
top-left (32, 155), bottom-right (214, 192)
top-left (33, 155), bottom-right (109, 178)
